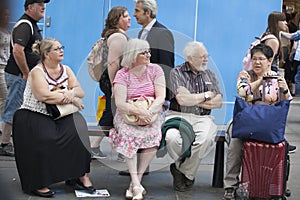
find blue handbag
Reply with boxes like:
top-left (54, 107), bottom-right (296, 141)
top-left (232, 97), bottom-right (290, 144)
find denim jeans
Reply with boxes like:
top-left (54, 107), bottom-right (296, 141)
top-left (2, 72), bottom-right (26, 124)
top-left (0, 65), bottom-right (7, 116)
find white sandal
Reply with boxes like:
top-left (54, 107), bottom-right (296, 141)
top-left (132, 185), bottom-right (144, 200)
top-left (125, 188), bottom-right (133, 199)
top-left (125, 183), bottom-right (133, 199)
top-left (125, 183), bottom-right (146, 199)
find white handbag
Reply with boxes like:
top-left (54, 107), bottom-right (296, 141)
top-left (122, 96), bottom-right (157, 125)
top-left (46, 103), bottom-right (79, 120)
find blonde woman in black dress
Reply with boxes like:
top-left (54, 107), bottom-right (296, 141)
top-left (13, 38), bottom-right (95, 198)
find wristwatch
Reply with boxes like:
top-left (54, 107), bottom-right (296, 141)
top-left (282, 89), bottom-right (289, 95)
top-left (204, 92), bottom-right (211, 101)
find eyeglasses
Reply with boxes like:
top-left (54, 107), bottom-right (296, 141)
top-left (52, 46), bottom-right (64, 52)
top-left (251, 57), bottom-right (267, 62)
top-left (192, 54), bottom-right (209, 59)
top-left (139, 50), bottom-right (151, 55)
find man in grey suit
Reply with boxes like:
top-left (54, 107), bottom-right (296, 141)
top-left (134, 0), bottom-right (174, 100)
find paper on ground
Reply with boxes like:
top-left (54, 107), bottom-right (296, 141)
top-left (75, 189), bottom-right (110, 197)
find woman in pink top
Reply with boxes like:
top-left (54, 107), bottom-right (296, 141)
top-left (110, 38), bottom-right (165, 200)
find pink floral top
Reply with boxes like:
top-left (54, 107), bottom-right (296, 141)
top-left (236, 70), bottom-right (279, 104)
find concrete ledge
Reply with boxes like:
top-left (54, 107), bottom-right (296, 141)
top-left (88, 125), bottom-right (108, 136)
top-left (291, 98), bottom-right (300, 105)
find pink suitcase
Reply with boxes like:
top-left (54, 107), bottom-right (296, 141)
top-left (241, 140), bottom-right (288, 199)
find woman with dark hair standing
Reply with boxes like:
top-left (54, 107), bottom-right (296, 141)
top-left (264, 11), bottom-right (288, 72)
top-left (90, 6), bottom-right (131, 160)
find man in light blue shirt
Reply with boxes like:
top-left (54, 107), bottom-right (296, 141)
top-left (291, 40), bottom-right (300, 95)
top-left (291, 30), bottom-right (300, 41)
top-left (280, 30), bottom-right (300, 41)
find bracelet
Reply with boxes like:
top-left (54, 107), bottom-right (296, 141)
top-left (282, 89), bottom-right (289, 94)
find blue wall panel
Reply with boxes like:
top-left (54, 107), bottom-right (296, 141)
top-left (196, 0), bottom-right (281, 123)
top-left (8, 0), bottom-right (282, 124)
top-left (45, 1), bottom-right (107, 69)
top-left (44, 1), bottom-right (108, 122)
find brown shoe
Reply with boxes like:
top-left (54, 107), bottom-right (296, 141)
top-left (170, 163), bottom-right (186, 192)
top-left (223, 187), bottom-right (235, 200)
top-left (184, 176), bottom-right (195, 190)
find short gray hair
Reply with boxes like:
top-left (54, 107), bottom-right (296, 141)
top-left (183, 41), bottom-right (206, 60)
top-left (121, 38), bottom-right (150, 68)
top-left (135, 0), bottom-right (157, 18)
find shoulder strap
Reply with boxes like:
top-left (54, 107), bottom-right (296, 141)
top-left (34, 66), bottom-right (44, 72)
top-left (120, 31), bottom-right (129, 40)
top-left (31, 66), bottom-right (46, 76)
top-left (11, 19), bottom-right (34, 46)
top-left (107, 31), bottom-right (128, 40)
top-left (260, 33), bottom-right (277, 42)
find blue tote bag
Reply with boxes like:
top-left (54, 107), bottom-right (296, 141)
top-left (232, 97), bottom-right (290, 144)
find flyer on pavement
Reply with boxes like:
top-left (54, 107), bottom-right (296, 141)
top-left (75, 189), bottom-right (110, 197)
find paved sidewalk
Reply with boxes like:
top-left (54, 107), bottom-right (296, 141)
top-left (0, 97), bottom-right (299, 200)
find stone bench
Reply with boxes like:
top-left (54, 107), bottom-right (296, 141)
top-left (87, 125), bottom-right (108, 136)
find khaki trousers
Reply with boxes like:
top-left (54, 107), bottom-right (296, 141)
top-left (223, 121), bottom-right (243, 189)
top-left (165, 111), bottom-right (217, 180)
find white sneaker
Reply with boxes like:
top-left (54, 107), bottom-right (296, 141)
top-left (91, 147), bottom-right (107, 159)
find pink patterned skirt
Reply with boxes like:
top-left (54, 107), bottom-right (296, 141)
top-left (109, 110), bottom-right (163, 158)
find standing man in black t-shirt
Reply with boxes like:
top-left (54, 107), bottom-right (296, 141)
top-left (0, 0), bottom-right (50, 156)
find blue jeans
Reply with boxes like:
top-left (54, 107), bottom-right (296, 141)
top-left (295, 62), bottom-right (300, 95)
top-left (2, 72), bottom-right (26, 124)
top-left (0, 65), bottom-right (7, 117)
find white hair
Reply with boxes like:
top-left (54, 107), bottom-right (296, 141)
top-left (183, 41), bottom-right (206, 60)
top-left (121, 38), bottom-right (150, 68)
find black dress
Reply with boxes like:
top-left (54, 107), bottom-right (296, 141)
top-left (12, 110), bottom-right (91, 193)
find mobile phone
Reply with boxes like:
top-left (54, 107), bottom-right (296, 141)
top-left (263, 75), bottom-right (278, 80)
